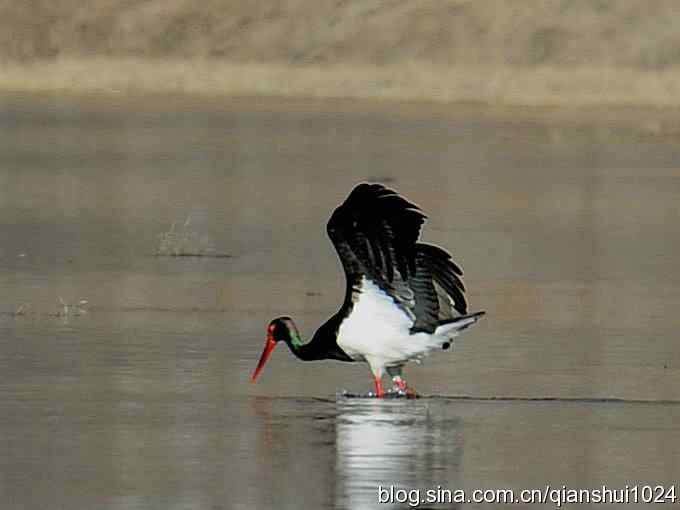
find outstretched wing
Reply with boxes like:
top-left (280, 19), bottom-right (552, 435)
top-left (410, 243), bottom-right (467, 332)
top-left (327, 183), bottom-right (468, 334)
top-left (327, 183), bottom-right (425, 286)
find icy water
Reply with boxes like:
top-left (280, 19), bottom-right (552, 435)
top-left (1, 94), bottom-right (679, 509)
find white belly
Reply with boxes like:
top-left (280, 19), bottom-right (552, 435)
top-left (337, 278), bottom-right (441, 368)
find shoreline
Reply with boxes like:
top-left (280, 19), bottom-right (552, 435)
top-left (3, 58), bottom-right (680, 110)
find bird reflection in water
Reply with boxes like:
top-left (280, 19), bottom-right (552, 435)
top-left (335, 398), bottom-right (464, 510)
top-left (248, 396), bottom-right (464, 509)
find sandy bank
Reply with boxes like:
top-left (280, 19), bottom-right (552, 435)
top-left (3, 1), bottom-right (680, 107)
top-left (3, 58), bottom-right (680, 108)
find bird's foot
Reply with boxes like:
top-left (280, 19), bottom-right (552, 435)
top-left (365, 376), bottom-right (418, 398)
top-left (372, 376), bottom-right (385, 398)
top-left (391, 377), bottom-right (418, 398)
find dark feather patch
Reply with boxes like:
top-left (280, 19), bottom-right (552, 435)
top-left (327, 183), bottom-right (425, 286)
top-left (328, 183), bottom-right (469, 335)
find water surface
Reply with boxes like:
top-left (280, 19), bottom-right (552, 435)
top-left (1, 95), bottom-right (679, 509)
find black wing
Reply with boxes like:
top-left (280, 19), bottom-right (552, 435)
top-left (327, 183), bottom-right (468, 333)
top-left (327, 183), bottom-right (425, 285)
top-left (410, 243), bottom-right (467, 332)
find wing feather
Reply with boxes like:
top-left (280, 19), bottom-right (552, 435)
top-left (327, 183), bottom-right (425, 286)
top-left (327, 183), bottom-right (469, 334)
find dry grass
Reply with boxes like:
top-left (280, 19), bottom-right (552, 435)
top-left (3, 1), bottom-right (680, 106)
top-left (3, 58), bottom-right (680, 108)
top-left (3, 0), bottom-right (680, 68)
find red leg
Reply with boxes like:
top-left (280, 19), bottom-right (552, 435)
top-left (392, 377), bottom-right (417, 398)
top-left (373, 375), bottom-right (385, 398)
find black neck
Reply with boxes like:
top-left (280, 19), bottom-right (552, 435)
top-left (285, 337), bottom-right (328, 361)
top-left (285, 313), bottom-right (353, 362)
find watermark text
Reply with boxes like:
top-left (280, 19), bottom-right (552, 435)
top-left (378, 484), bottom-right (677, 507)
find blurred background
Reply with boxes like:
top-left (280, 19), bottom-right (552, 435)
top-left (2, 0), bottom-right (680, 106)
top-left (1, 2), bottom-right (679, 510)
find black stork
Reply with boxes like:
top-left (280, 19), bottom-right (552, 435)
top-left (251, 183), bottom-right (484, 397)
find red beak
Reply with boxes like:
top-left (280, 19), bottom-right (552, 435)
top-left (251, 334), bottom-right (277, 383)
